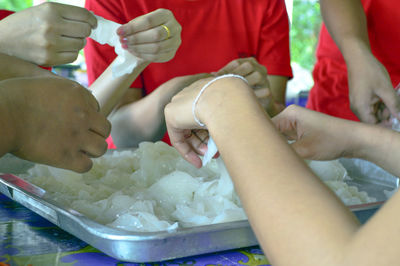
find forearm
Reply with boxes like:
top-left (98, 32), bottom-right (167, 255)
top-left (0, 53), bottom-right (54, 81)
top-left (198, 78), bottom-right (360, 265)
top-left (267, 75), bottom-right (287, 116)
top-left (89, 59), bottom-right (149, 116)
top-left (0, 83), bottom-right (17, 156)
top-left (352, 124), bottom-right (400, 177)
top-left (268, 75), bottom-right (287, 105)
top-left (111, 84), bottom-right (179, 148)
top-left (320, 0), bottom-right (370, 64)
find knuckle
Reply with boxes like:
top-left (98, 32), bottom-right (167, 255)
top-left (76, 160), bottom-right (93, 173)
top-left (176, 24), bottom-right (182, 33)
top-left (286, 104), bottom-right (299, 114)
top-left (41, 2), bottom-right (55, 12)
top-left (143, 16), bottom-right (153, 28)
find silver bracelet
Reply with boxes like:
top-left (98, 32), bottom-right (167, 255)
top-left (192, 74), bottom-right (248, 127)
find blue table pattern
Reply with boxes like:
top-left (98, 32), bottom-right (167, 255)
top-left (0, 194), bottom-right (271, 266)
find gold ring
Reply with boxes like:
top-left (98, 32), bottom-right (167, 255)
top-left (161, 24), bottom-right (171, 40)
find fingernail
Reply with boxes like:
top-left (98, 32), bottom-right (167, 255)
top-left (120, 37), bottom-right (128, 44)
top-left (117, 27), bottom-right (125, 36)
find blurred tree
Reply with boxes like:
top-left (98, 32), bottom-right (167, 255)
top-left (0, 0), bottom-right (32, 11)
top-left (290, 0), bottom-right (322, 71)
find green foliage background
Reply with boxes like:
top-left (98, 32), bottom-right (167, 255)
top-left (0, 0), bottom-right (32, 11)
top-left (290, 0), bottom-right (322, 71)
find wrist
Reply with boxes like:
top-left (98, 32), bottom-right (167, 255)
top-left (196, 77), bottom-right (254, 127)
top-left (341, 40), bottom-right (372, 70)
top-left (347, 123), bottom-right (384, 159)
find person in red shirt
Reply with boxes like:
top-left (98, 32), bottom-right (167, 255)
top-left (84, 0), bottom-right (293, 149)
top-left (307, 0), bottom-right (400, 124)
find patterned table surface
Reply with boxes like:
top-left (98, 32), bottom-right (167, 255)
top-left (0, 194), bottom-right (271, 266)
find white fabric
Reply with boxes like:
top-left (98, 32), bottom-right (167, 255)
top-left (89, 15), bottom-right (143, 78)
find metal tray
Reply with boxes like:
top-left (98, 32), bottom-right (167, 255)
top-left (0, 155), bottom-right (397, 262)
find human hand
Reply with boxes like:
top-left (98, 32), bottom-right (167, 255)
top-left (0, 2), bottom-right (96, 66)
top-left (347, 54), bottom-right (400, 125)
top-left (216, 57), bottom-right (281, 115)
top-left (117, 9), bottom-right (182, 63)
top-left (165, 76), bottom-right (251, 167)
top-left (0, 77), bottom-right (111, 172)
top-left (272, 105), bottom-right (363, 160)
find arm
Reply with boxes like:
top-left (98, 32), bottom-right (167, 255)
top-left (0, 2), bottom-right (96, 66)
top-left (320, 0), bottom-right (400, 124)
top-left (0, 53), bottom-right (54, 81)
top-left (111, 73), bottom-right (210, 148)
top-left (165, 77), bottom-right (400, 265)
top-left (88, 9), bottom-right (181, 115)
top-left (272, 105), bottom-right (400, 178)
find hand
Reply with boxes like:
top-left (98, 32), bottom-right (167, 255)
top-left (272, 105), bottom-right (362, 160)
top-left (347, 53), bottom-right (400, 125)
top-left (0, 2), bottom-right (97, 66)
top-left (165, 78), bottom-right (216, 168)
top-left (117, 8), bottom-right (182, 63)
top-left (0, 77), bottom-right (111, 172)
top-left (165, 77), bottom-right (250, 167)
top-left (216, 57), bottom-right (281, 115)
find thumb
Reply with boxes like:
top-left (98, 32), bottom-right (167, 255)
top-left (350, 101), bottom-right (378, 124)
top-left (377, 88), bottom-right (400, 120)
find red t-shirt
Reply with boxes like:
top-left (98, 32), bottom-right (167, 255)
top-left (84, 0), bottom-right (293, 149)
top-left (0, 10), bottom-right (13, 19)
top-left (307, 0), bottom-right (400, 121)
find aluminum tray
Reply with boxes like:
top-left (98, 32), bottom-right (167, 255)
top-left (0, 155), bottom-right (397, 262)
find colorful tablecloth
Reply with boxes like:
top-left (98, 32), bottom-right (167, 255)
top-left (0, 194), bottom-right (271, 266)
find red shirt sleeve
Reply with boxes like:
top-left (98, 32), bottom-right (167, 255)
top-left (0, 10), bottom-right (14, 19)
top-left (257, 0), bottom-right (293, 78)
top-left (84, 0), bottom-right (143, 89)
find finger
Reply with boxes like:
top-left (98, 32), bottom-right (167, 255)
top-left (187, 130), bottom-right (208, 156)
top-left (118, 9), bottom-right (173, 36)
top-left (88, 112), bottom-right (111, 139)
top-left (123, 22), bottom-right (179, 45)
top-left (57, 36), bottom-right (85, 52)
top-left (271, 110), bottom-right (298, 140)
top-left (166, 123), bottom-right (202, 168)
top-left (69, 152), bottom-right (93, 173)
top-left (80, 131), bottom-right (108, 158)
top-left (217, 60), bottom-right (240, 75)
top-left (350, 103), bottom-right (378, 124)
top-left (232, 62), bottom-right (254, 77)
top-left (53, 51), bottom-right (79, 65)
top-left (377, 89), bottom-right (400, 120)
top-left (246, 71), bottom-right (267, 87)
top-left (60, 20), bottom-right (92, 38)
top-left (254, 87), bottom-right (271, 99)
top-left (60, 4), bottom-right (97, 28)
top-left (125, 35), bottom-right (180, 53)
top-left (82, 87), bottom-right (100, 112)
